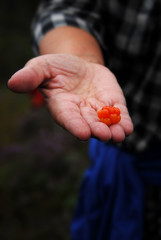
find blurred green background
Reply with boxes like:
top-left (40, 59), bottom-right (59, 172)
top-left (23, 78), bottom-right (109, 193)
top-left (0, 1), bottom-right (89, 239)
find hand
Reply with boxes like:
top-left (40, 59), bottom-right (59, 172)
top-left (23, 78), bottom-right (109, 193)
top-left (8, 54), bottom-right (133, 142)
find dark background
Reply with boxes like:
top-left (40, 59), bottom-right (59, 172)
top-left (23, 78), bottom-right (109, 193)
top-left (0, 1), bottom-right (89, 239)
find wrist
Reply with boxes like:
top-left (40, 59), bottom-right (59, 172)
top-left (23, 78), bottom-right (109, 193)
top-left (76, 54), bottom-right (104, 65)
top-left (39, 26), bottom-right (104, 65)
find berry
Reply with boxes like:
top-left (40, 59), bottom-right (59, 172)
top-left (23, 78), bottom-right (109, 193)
top-left (29, 88), bottom-right (44, 107)
top-left (98, 106), bottom-right (121, 126)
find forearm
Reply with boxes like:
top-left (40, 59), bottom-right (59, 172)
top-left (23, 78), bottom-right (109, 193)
top-left (39, 26), bottom-right (104, 65)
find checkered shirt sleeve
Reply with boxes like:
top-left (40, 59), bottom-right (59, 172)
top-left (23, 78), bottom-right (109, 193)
top-left (31, 0), bottom-right (161, 153)
top-left (31, 0), bottom-right (104, 55)
top-left (107, 0), bottom-right (161, 153)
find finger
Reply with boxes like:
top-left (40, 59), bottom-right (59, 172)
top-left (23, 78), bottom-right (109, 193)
top-left (7, 56), bottom-right (51, 93)
top-left (80, 106), bottom-right (112, 141)
top-left (8, 54), bottom-right (86, 93)
top-left (114, 104), bottom-right (134, 136)
top-left (8, 65), bottom-right (44, 93)
top-left (109, 124), bottom-right (125, 142)
top-left (48, 100), bottom-right (92, 141)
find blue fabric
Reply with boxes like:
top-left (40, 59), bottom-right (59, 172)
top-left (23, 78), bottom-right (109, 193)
top-left (71, 139), bottom-right (161, 240)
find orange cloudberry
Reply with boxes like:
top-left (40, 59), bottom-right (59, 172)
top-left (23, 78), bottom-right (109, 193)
top-left (97, 106), bottom-right (121, 126)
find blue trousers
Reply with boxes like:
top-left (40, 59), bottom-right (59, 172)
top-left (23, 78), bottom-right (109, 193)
top-left (71, 139), bottom-right (161, 240)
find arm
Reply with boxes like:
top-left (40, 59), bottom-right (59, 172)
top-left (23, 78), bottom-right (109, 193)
top-left (39, 26), bottom-right (104, 65)
top-left (8, 1), bottom-right (133, 142)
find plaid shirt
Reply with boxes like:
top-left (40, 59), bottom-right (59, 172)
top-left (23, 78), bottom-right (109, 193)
top-left (32, 0), bottom-right (161, 153)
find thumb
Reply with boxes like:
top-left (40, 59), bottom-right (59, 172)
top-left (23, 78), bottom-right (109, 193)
top-left (7, 56), bottom-right (51, 93)
top-left (7, 54), bottom-right (86, 93)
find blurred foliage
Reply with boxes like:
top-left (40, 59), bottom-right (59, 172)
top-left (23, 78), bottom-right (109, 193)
top-left (0, 1), bottom-right (89, 239)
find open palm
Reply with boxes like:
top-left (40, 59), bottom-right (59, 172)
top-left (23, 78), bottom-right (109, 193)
top-left (8, 54), bottom-right (133, 142)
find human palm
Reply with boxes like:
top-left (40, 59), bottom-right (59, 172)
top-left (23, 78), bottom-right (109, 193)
top-left (8, 54), bottom-right (133, 142)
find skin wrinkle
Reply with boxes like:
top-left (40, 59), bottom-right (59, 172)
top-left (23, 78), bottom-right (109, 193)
top-left (56, 107), bottom-right (91, 140)
top-left (48, 92), bottom-right (100, 140)
top-left (8, 53), bottom-right (133, 141)
top-left (42, 55), bottom-right (90, 94)
top-left (69, 63), bottom-right (94, 95)
top-left (70, 64), bottom-right (107, 98)
top-left (47, 54), bottom-right (87, 77)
